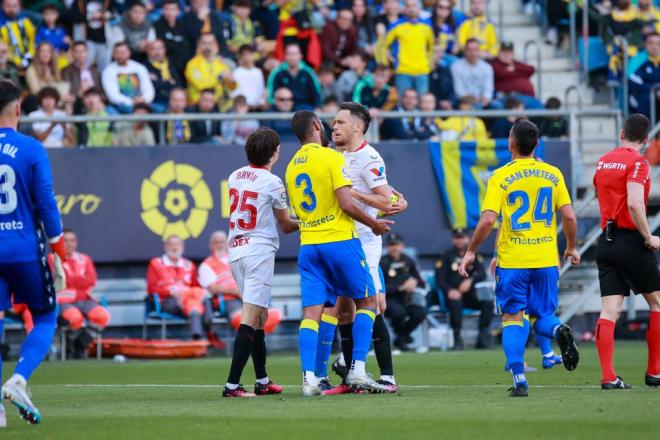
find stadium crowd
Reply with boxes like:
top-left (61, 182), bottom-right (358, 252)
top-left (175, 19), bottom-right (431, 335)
top-left (0, 0), bottom-right (576, 148)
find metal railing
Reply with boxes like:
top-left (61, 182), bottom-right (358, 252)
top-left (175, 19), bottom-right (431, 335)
top-left (523, 40), bottom-right (543, 99)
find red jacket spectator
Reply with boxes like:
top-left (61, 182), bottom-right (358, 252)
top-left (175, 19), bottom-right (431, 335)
top-left (489, 43), bottom-right (536, 97)
top-left (321, 9), bottom-right (359, 67)
top-left (146, 255), bottom-right (200, 298)
top-left (198, 253), bottom-right (240, 301)
top-left (48, 252), bottom-right (97, 303)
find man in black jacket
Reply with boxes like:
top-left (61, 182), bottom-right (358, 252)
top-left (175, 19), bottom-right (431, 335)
top-left (154, 0), bottom-right (192, 77)
top-left (380, 233), bottom-right (427, 351)
top-left (189, 89), bottom-right (222, 143)
top-left (181, 0), bottom-right (231, 59)
top-left (435, 229), bottom-right (492, 350)
top-left (144, 39), bottom-right (183, 113)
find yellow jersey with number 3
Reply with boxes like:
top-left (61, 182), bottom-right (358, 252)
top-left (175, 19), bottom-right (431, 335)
top-left (285, 143), bottom-right (357, 245)
top-left (481, 158), bottom-right (572, 269)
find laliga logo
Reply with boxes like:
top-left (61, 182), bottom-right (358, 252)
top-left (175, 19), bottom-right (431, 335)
top-left (140, 161), bottom-right (213, 240)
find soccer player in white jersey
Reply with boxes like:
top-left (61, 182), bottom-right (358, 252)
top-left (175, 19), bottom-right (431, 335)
top-left (222, 128), bottom-right (299, 398)
top-left (317, 102), bottom-right (408, 395)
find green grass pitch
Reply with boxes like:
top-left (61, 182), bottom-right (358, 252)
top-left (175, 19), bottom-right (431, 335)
top-left (1, 342), bottom-right (658, 439)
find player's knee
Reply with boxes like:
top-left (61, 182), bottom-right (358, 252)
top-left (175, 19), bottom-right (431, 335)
top-left (62, 308), bottom-right (85, 329)
top-left (87, 306), bottom-right (111, 329)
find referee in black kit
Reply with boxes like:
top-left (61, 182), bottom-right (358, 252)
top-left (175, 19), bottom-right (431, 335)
top-left (592, 114), bottom-right (660, 390)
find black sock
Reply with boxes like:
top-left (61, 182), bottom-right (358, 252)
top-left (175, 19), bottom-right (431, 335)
top-left (373, 314), bottom-right (394, 376)
top-left (227, 324), bottom-right (255, 385)
top-left (338, 323), bottom-right (353, 369)
top-left (252, 329), bottom-right (268, 380)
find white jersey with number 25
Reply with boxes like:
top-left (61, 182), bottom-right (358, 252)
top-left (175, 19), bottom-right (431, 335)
top-left (227, 165), bottom-right (288, 263)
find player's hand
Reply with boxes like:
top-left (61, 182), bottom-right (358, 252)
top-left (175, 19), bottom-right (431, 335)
top-left (458, 251), bottom-right (475, 278)
top-left (388, 189), bottom-right (408, 216)
top-left (52, 254), bottom-right (67, 291)
top-left (371, 219), bottom-right (393, 236)
top-left (488, 257), bottom-right (497, 278)
top-left (50, 235), bottom-right (67, 261)
top-left (563, 247), bottom-right (581, 266)
top-left (645, 235), bottom-right (660, 251)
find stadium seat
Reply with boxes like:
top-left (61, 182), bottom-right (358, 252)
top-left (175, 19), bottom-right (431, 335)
top-left (142, 294), bottom-right (187, 340)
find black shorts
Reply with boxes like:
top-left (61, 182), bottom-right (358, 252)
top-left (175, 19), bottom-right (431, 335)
top-left (596, 228), bottom-right (660, 297)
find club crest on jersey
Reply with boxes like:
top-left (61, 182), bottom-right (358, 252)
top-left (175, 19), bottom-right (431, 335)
top-left (370, 167), bottom-right (385, 177)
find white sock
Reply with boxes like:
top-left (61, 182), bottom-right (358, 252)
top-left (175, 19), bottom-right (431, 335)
top-left (256, 377), bottom-right (269, 385)
top-left (10, 374), bottom-right (26, 386)
top-left (303, 371), bottom-right (317, 386)
top-left (380, 375), bottom-right (396, 384)
top-left (338, 352), bottom-right (345, 367)
top-left (225, 383), bottom-right (239, 390)
top-left (351, 360), bottom-right (366, 376)
top-left (543, 351), bottom-right (556, 358)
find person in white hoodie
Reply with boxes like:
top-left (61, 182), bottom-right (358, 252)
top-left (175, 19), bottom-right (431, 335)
top-left (101, 42), bottom-right (155, 114)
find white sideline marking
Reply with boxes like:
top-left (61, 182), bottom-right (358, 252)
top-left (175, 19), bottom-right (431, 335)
top-left (42, 384), bottom-right (604, 389)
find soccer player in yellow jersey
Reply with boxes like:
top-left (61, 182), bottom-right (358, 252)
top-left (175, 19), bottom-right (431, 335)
top-left (458, 119), bottom-right (581, 397)
top-left (285, 111), bottom-right (392, 396)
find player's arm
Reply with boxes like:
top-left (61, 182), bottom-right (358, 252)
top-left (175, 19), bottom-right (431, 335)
top-left (350, 184), bottom-right (392, 212)
top-left (336, 185), bottom-right (392, 235)
top-left (559, 204), bottom-right (580, 264)
top-left (31, 142), bottom-right (66, 259)
top-left (458, 209), bottom-right (498, 277)
top-left (274, 207), bottom-right (299, 234)
top-left (628, 181), bottom-right (659, 250)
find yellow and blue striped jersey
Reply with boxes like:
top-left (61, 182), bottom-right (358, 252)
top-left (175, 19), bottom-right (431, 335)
top-left (482, 158), bottom-right (571, 269)
top-left (285, 143), bottom-right (357, 245)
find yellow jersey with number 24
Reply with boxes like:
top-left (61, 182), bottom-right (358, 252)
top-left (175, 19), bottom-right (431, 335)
top-left (285, 143), bottom-right (357, 245)
top-left (481, 158), bottom-right (572, 269)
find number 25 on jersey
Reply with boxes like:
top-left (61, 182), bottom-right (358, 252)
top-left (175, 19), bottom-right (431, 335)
top-left (229, 189), bottom-right (257, 231)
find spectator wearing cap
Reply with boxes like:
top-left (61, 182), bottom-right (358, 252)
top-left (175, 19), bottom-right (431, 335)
top-left (112, 1), bottom-right (156, 64)
top-left (0, 0), bottom-right (36, 69)
top-left (450, 38), bottom-right (496, 109)
top-left (231, 45), bottom-right (266, 110)
top-left (63, 41), bottom-right (102, 99)
top-left (112, 102), bottom-right (156, 146)
top-left (145, 38), bottom-right (183, 113)
top-left (321, 8), bottom-right (359, 69)
top-left (266, 87), bottom-right (297, 142)
top-left (455, 0), bottom-right (498, 59)
top-left (266, 42), bottom-right (323, 110)
top-left (28, 86), bottom-right (75, 148)
top-left (434, 229), bottom-right (492, 350)
top-left (629, 32), bottom-right (660, 119)
top-left (189, 88), bottom-right (223, 144)
top-left (185, 33), bottom-right (236, 109)
top-left (102, 42), bottom-right (155, 114)
top-left (380, 233), bottom-right (427, 351)
top-left (380, 88), bottom-right (434, 140)
top-left (352, 64), bottom-right (397, 113)
top-left (384, 0), bottom-right (435, 95)
top-left (489, 41), bottom-right (543, 110)
top-left (154, 0), bottom-right (191, 77)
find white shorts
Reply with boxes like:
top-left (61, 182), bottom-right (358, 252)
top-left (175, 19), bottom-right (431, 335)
top-left (360, 235), bottom-right (383, 293)
top-left (229, 251), bottom-right (275, 309)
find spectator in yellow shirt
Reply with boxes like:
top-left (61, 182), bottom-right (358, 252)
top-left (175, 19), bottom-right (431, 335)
top-left (436, 95), bottom-right (489, 142)
top-left (455, 0), bottom-right (498, 59)
top-left (384, 0), bottom-right (434, 95)
top-left (0, 0), bottom-right (36, 69)
top-left (185, 33), bottom-right (236, 109)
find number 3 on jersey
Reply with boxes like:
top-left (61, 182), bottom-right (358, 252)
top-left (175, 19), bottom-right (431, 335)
top-left (0, 164), bottom-right (18, 214)
top-left (229, 189), bottom-right (258, 230)
top-left (508, 187), bottom-right (553, 231)
top-left (295, 173), bottom-right (317, 212)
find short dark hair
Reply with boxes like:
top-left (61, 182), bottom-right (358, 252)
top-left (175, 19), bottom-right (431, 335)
top-left (62, 228), bottom-right (75, 235)
top-left (511, 119), bottom-right (540, 155)
top-left (162, 0), bottom-right (179, 5)
top-left (245, 127), bottom-right (280, 166)
top-left (233, 95), bottom-right (247, 107)
top-left (465, 38), bottom-right (480, 48)
top-left (340, 101), bottom-right (371, 134)
top-left (623, 114), bottom-right (651, 143)
top-left (0, 79), bottom-right (21, 114)
top-left (72, 41), bottom-right (87, 50)
top-left (646, 32), bottom-right (660, 41)
top-left (37, 86), bottom-right (60, 105)
top-left (83, 87), bottom-right (103, 99)
top-left (133, 102), bottom-right (151, 113)
top-left (323, 95), bottom-right (338, 106)
top-left (373, 64), bottom-right (390, 74)
top-left (200, 88), bottom-right (215, 96)
top-left (356, 50), bottom-right (370, 65)
top-left (291, 110), bottom-right (319, 142)
top-left (238, 44), bottom-right (254, 55)
top-left (544, 97), bottom-right (561, 109)
top-left (233, 0), bottom-right (252, 8)
top-left (504, 96), bottom-right (522, 110)
top-left (113, 41), bottom-right (130, 52)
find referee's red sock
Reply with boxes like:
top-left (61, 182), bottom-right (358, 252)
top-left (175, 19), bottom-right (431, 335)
top-left (646, 311), bottom-right (660, 376)
top-left (596, 318), bottom-right (617, 383)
